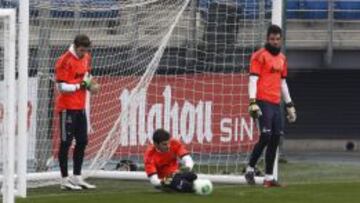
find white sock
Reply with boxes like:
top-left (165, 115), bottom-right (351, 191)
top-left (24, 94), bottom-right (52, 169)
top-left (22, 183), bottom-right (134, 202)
top-left (246, 166), bottom-right (254, 173)
top-left (74, 175), bottom-right (82, 180)
top-left (265, 174), bottom-right (274, 181)
top-left (61, 177), bottom-right (69, 183)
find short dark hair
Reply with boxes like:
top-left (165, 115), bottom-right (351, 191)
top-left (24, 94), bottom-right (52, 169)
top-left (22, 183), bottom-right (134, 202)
top-left (74, 34), bottom-right (91, 48)
top-left (267, 24), bottom-right (282, 38)
top-left (152, 129), bottom-right (170, 144)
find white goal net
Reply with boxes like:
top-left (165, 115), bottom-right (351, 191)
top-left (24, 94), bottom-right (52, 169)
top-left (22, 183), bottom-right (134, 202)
top-left (0, 0), bottom-right (276, 189)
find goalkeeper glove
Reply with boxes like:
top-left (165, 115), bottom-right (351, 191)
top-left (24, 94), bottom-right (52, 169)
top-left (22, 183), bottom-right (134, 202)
top-left (161, 175), bottom-right (174, 187)
top-left (80, 72), bottom-right (92, 90)
top-left (248, 99), bottom-right (262, 119)
top-left (286, 102), bottom-right (296, 123)
top-left (80, 73), bottom-right (100, 93)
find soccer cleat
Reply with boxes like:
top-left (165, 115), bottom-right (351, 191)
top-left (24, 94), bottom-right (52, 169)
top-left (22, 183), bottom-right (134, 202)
top-left (70, 175), bottom-right (96, 189)
top-left (244, 171), bottom-right (256, 185)
top-left (60, 177), bottom-right (82, 190)
top-left (263, 179), bottom-right (282, 188)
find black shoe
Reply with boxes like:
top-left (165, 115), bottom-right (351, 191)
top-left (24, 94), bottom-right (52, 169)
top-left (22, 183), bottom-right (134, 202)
top-left (245, 171), bottom-right (255, 185)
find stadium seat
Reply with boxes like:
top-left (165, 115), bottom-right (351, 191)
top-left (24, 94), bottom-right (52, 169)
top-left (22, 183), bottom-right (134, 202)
top-left (50, 0), bottom-right (119, 18)
top-left (80, 0), bottom-right (119, 18)
top-left (237, 0), bottom-right (260, 20)
top-left (198, 0), bottom-right (210, 12)
top-left (286, 1), bottom-right (300, 19)
top-left (200, 0), bottom-right (265, 20)
top-left (300, 0), bottom-right (328, 19)
top-left (50, 0), bottom-right (76, 18)
top-left (334, 1), bottom-right (360, 20)
top-left (0, 0), bottom-right (17, 8)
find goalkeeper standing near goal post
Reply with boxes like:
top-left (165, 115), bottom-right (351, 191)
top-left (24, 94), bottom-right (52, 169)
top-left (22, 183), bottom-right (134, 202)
top-left (144, 129), bottom-right (198, 193)
top-left (245, 25), bottom-right (296, 188)
top-left (55, 34), bottom-right (99, 190)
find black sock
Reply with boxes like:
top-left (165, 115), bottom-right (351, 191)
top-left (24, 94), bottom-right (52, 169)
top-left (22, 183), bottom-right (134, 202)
top-left (73, 142), bottom-right (87, 175)
top-left (249, 134), bottom-right (270, 168)
top-left (265, 134), bottom-right (280, 174)
top-left (59, 141), bottom-right (71, 177)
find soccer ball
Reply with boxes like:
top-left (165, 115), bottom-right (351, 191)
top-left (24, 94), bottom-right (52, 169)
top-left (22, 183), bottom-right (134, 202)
top-left (193, 179), bottom-right (213, 196)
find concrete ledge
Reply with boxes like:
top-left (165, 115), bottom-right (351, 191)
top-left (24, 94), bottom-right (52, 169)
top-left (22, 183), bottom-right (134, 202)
top-left (283, 139), bottom-right (360, 152)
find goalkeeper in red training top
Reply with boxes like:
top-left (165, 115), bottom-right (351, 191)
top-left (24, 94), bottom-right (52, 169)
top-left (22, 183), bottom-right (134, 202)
top-left (245, 25), bottom-right (297, 188)
top-left (144, 129), bottom-right (197, 193)
top-left (55, 34), bottom-right (100, 190)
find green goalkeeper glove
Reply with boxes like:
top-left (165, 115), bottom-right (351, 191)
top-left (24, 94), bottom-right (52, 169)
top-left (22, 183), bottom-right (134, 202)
top-left (248, 99), bottom-right (262, 119)
top-left (80, 73), bottom-right (100, 94)
top-left (80, 73), bottom-right (92, 90)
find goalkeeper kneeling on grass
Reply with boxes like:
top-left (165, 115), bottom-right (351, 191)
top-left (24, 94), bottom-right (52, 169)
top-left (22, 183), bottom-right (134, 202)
top-left (144, 129), bottom-right (197, 193)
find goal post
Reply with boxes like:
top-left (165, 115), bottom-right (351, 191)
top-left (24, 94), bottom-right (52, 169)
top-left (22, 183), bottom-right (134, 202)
top-left (1, 0), bottom-right (285, 195)
top-left (0, 8), bottom-right (17, 203)
top-left (271, 0), bottom-right (284, 182)
top-left (17, 0), bottom-right (30, 198)
top-left (272, 0), bottom-right (284, 27)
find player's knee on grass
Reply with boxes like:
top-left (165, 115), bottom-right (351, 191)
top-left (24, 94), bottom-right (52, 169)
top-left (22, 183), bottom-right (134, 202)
top-left (169, 178), bottom-right (194, 193)
top-left (176, 171), bottom-right (197, 182)
top-left (167, 172), bottom-right (197, 193)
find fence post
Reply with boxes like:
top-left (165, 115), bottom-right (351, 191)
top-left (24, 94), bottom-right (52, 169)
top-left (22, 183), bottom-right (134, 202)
top-left (325, 0), bottom-right (334, 67)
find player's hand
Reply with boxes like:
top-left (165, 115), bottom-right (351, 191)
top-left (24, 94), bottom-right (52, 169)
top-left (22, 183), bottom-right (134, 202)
top-left (248, 99), bottom-right (262, 119)
top-left (88, 79), bottom-right (100, 94)
top-left (161, 175), bottom-right (173, 187)
top-left (81, 73), bottom-right (100, 94)
top-left (286, 102), bottom-right (296, 123)
top-left (81, 72), bottom-right (92, 90)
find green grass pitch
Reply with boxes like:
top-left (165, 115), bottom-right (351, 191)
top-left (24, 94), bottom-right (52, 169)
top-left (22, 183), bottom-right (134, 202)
top-left (14, 162), bottom-right (360, 203)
